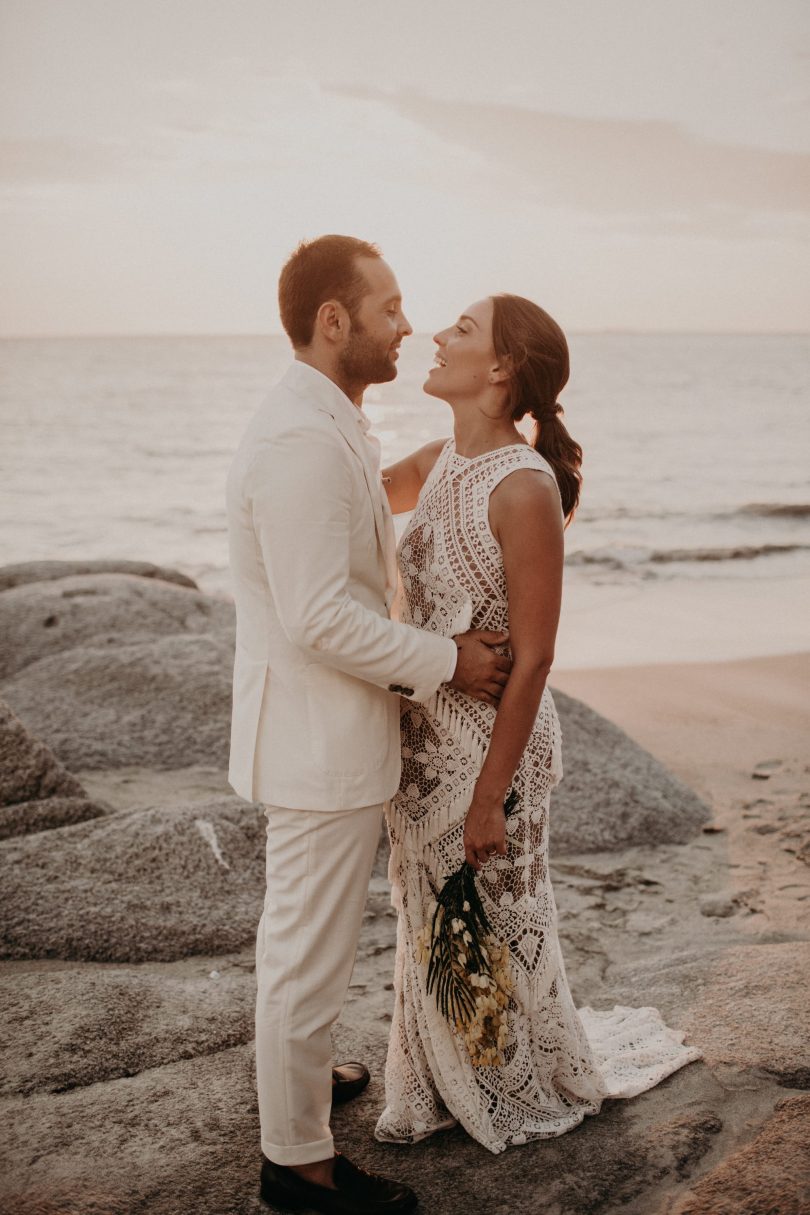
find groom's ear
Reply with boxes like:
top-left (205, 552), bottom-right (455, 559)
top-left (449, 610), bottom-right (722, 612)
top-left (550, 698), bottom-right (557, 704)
top-left (315, 299), bottom-right (349, 345)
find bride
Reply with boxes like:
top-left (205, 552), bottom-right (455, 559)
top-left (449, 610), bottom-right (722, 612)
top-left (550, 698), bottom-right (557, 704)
top-left (375, 293), bottom-right (700, 1153)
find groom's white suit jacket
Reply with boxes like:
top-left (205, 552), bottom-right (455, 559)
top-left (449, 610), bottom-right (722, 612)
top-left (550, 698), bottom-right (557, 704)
top-left (226, 360), bottom-right (456, 811)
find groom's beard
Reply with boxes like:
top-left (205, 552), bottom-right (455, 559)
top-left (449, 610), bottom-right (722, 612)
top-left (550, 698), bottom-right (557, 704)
top-left (338, 321), bottom-right (398, 386)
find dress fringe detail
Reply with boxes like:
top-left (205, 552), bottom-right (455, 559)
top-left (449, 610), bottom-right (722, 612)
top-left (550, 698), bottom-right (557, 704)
top-left (430, 687), bottom-right (488, 770)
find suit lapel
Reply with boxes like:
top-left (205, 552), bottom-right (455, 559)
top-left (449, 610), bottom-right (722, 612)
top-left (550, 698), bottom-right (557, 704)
top-left (327, 408), bottom-right (391, 577)
top-left (282, 362), bottom-right (392, 583)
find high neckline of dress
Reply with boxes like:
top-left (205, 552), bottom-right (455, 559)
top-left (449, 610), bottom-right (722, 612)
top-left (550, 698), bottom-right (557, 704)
top-left (449, 440), bottom-right (532, 464)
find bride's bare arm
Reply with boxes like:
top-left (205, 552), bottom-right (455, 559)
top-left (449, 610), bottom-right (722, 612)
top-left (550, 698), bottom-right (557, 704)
top-left (462, 469), bottom-right (564, 869)
top-left (382, 438), bottom-right (447, 514)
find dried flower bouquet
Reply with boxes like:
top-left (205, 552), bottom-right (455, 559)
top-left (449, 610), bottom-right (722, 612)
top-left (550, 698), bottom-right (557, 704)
top-left (414, 790), bottom-right (518, 1066)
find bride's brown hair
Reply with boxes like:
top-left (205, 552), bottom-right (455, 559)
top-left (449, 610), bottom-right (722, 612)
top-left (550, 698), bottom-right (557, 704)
top-left (491, 294), bottom-right (582, 523)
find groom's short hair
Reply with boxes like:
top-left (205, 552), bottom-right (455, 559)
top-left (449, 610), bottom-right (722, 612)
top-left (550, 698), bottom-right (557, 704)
top-left (279, 235), bottom-right (382, 349)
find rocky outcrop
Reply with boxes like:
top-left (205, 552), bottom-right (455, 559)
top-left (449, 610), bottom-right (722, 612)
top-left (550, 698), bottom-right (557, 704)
top-left (611, 940), bottom-right (810, 1091)
top-left (0, 1043), bottom-right (259, 1215)
top-left (0, 559), bottom-right (197, 593)
top-left (0, 968), bottom-right (254, 1096)
top-left (549, 690), bottom-right (709, 852)
top-left (0, 797), bottom-right (265, 962)
top-left (0, 700), bottom-right (104, 839)
top-left (1, 633), bottom-right (235, 770)
top-left (0, 1016), bottom-right (728, 1215)
top-left (671, 1094), bottom-right (810, 1215)
top-left (0, 572), bottom-right (233, 681)
top-left (2, 883), bottom-right (807, 1215)
top-left (0, 686), bottom-right (804, 1215)
top-left (0, 699), bottom-right (87, 805)
top-left (0, 796), bottom-right (106, 841)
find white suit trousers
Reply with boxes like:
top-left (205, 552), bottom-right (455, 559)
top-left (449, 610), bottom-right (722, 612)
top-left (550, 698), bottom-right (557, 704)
top-left (255, 801), bottom-right (384, 1165)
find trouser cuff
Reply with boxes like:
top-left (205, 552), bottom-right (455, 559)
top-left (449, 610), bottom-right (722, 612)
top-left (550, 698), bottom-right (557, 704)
top-left (262, 1133), bottom-right (335, 1167)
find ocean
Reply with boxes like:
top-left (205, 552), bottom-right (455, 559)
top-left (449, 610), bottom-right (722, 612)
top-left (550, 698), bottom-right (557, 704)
top-left (2, 333), bottom-right (808, 669)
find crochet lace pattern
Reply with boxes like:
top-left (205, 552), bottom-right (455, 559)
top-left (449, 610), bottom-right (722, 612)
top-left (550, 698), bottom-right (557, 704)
top-left (375, 440), bottom-right (701, 1154)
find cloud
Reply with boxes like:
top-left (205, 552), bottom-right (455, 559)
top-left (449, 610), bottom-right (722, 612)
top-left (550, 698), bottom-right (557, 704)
top-left (0, 134), bottom-right (184, 186)
top-left (0, 137), bottom-right (128, 184)
top-left (329, 87), bottom-right (810, 224)
top-left (588, 208), bottom-right (810, 243)
top-left (0, 74), bottom-right (485, 196)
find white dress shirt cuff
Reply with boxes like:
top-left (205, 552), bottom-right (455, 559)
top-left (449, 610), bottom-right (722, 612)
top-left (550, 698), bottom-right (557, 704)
top-left (444, 638), bottom-right (458, 683)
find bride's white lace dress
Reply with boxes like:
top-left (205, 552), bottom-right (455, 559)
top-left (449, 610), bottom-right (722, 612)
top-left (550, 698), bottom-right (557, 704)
top-left (375, 439), bottom-right (701, 1155)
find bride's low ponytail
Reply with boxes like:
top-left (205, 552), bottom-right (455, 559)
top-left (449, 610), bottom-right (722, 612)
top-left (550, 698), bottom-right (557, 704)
top-left (529, 401), bottom-right (582, 523)
top-left (491, 294), bottom-right (582, 522)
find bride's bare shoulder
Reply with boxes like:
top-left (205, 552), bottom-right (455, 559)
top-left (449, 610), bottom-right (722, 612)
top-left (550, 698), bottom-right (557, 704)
top-left (489, 466), bottom-right (563, 539)
top-left (414, 437), bottom-right (450, 479)
top-left (383, 438), bottom-right (450, 514)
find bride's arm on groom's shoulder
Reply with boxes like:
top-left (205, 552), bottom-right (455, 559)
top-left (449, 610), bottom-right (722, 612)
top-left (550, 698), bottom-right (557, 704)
top-left (382, 438), bottom-right (447, 513)
top-left (462, 469), bottom-right (564, 870)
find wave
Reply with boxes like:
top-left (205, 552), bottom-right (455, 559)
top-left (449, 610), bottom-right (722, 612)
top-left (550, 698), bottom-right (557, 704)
top-left (566, 549), bottom-right (640, 570)
top-left (566, 542), bottom-right (810, 570)
top-left (572, 502), bottom-right (810, 527)
top-left (649, 542), bottom-right (810, 564)
top-left (738, 503), bottom-right (810, 520)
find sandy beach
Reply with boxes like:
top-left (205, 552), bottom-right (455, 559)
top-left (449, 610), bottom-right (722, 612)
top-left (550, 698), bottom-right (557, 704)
top-left (552, 651), bottom-right (810, 978)
top-left (553, 651), bottom-right (810, 798)
top-left (1, 564), bottom-right (808, 1214)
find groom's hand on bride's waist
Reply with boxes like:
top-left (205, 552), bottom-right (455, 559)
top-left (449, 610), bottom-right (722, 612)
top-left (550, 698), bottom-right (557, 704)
top-left (447, 630), bottom-right (511, 707)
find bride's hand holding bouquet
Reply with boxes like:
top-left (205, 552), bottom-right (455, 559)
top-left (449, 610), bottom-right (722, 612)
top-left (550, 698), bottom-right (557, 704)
top-left (463, 781), bottom-right (510, 871)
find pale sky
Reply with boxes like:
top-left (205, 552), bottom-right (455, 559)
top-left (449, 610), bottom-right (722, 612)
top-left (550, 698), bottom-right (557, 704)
top-left (1, 0), bottom-right (809, 335)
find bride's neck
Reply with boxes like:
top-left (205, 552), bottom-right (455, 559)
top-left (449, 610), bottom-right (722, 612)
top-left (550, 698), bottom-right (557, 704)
top-left (450, 399), bottom-right (524, 459)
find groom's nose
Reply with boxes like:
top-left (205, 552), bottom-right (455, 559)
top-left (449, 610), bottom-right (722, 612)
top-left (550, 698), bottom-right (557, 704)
top-left (399, 312), bottom-right (413, 337)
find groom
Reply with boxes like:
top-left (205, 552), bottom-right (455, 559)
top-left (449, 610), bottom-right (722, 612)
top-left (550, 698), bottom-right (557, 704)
top-left (227, 235), bottom-right (510, 1214)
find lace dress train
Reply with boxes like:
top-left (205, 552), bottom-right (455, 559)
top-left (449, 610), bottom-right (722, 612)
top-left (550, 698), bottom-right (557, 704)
top-left (375, 441), bottom-right (701, 1155)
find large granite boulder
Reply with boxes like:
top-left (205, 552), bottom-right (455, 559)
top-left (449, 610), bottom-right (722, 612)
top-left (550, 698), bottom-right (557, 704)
top-left (672, 1094), bottom-right (810, 1215)
top-left (0, 968), bottom-right (254, 1096)
top-left (0, 1043), bottom-right (259, 1215)
top-left (0, 796), bottom-right (265, 962)
top-left (0, 796), bottom-right (107, 842)
top-left (0, 572), bottom-right (234, 681)
top-left (0, 1021), bottom-right (726, 1215)
top-left (0, 700), bottom-right (105, 840)
top-left (0, 559), bottom-right (198, 593)
top-left (610, 940), bottom-right (810, 1090)
top-left (1, 633), bottom-right (234, 770)
top-left (549, 689), bottom-right (709, 852)
top-left (0, 699), bottom-right (86, 804)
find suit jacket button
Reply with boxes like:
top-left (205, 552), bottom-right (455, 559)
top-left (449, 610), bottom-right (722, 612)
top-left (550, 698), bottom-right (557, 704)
top-left (388, 684), bottom-right (401, 693)
top-left (401, 686), bottom-right (414, 697)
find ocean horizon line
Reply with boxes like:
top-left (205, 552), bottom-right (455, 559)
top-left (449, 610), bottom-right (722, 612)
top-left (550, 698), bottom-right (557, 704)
top-left (2, 328), bottom-right (809, 342)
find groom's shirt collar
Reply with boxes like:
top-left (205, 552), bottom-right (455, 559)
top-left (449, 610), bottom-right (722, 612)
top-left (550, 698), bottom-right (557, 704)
top-left (283, 359), bottom-right (370, 434)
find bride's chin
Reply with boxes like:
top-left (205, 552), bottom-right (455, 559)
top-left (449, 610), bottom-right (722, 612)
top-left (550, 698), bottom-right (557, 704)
top-left (422, 377), bottom-right (446, 399)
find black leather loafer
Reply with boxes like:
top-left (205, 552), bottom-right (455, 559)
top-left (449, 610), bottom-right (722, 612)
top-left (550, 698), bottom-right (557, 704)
top-left (331, 1060), bottom-right (370, 1106)
top-left (260, 1151), bottom-right (418, 1213)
